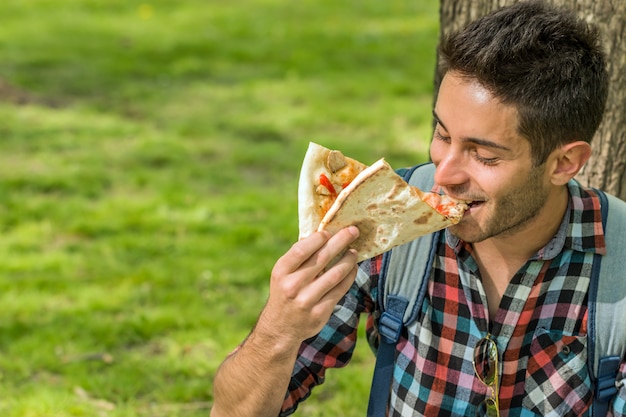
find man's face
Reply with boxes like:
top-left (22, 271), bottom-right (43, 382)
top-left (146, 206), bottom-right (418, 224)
top-left (430, 72), bottom-right (552, 243)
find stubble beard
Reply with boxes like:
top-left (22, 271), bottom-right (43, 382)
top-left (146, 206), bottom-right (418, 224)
top-left (449, 167), bottom-right (550, 244)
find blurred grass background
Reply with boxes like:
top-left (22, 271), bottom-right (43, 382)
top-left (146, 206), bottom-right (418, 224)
top-left (0, 0), bottom-right (438, 415)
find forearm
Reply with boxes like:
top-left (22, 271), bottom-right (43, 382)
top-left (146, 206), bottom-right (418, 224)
top-left (211, 320), bottom-right (302, 417)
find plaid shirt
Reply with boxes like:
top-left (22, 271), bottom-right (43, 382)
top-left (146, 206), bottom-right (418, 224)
top-left (281, 180), bottom-right (626, 417)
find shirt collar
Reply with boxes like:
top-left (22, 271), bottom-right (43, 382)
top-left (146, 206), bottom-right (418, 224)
top-left (445, 179), bottom-right (606, 260)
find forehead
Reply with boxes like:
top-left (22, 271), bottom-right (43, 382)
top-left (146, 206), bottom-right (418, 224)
top-left (435, 72), bottom-right (529, 153)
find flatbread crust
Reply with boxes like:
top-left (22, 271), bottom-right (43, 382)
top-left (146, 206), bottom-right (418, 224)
top-left (318, 158), bottom-right (463, 261)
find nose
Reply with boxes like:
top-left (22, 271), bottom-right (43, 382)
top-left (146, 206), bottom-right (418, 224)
top-left (431, 147), bottom-right (469, 188)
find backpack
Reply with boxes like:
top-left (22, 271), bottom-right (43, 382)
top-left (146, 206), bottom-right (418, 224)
top-left (366, 162), bottom-right (626, 417)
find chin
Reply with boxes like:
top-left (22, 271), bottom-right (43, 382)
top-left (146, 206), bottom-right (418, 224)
top-left (448, 221), bottom-right (488, 244)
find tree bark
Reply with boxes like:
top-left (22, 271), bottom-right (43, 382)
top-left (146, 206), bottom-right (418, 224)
top-left (436, 0), bottom-right (626, 200)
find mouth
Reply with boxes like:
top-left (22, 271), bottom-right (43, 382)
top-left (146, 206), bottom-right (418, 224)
top-left (439, 191), bottom-right (485, 217)
top-left (465, 200), bottom-right (484, 213)
top-left (447, 196), bottom-right (483, 214)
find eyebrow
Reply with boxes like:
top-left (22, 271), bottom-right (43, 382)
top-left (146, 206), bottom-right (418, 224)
top-left (432, 109), bottom-right (513, 152)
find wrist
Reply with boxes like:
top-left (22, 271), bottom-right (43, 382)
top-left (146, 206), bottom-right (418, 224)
top-left (247, 312), bottom-right (304, 361)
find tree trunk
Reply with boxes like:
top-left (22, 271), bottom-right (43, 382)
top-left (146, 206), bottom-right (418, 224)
top-left (436, 0), bottom-right (626, 200)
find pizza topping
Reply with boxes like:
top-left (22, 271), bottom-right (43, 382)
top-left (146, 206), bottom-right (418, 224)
top-left (326, 150), bottom-right (347, 173)
top-left (421, 192), bottom-right (441, 209)
top-left (334, 163), bottom-right (365, 189)
top-left (435, 200), bottom-right (467, 218)
top-left (318, 173), bottom-right (338, 196)
top-left (316, 151), bottom-right (364, 198)
top-left (422, 192), bottom-right (469, 219)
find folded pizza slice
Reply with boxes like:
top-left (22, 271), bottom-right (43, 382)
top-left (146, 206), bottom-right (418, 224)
top-left (297, 142), bottom-right (468, 262)
top-left (318, 158), bottom-right (467, 261)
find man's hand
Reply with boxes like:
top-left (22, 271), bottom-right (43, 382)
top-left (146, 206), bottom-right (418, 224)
top-left (211, 226), bottom-right (360, 417)
top-left (257, 225), bottom-right (360, 345)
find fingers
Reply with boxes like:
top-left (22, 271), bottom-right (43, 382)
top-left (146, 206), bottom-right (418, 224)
top-left (304, 228), bottom-right (359, 282)
top-left (275, 231), bottom-right (332, 274)
top-left (310, 249), bottom-right (359, 308)
top-left (269, 247), bottom-right (359, 340)
top-left (276, 226), bottom-right (360, 277)
top-left (270, 226), bottom-right (360, 307)
top-left (264, 227), bottom-right (361, 341)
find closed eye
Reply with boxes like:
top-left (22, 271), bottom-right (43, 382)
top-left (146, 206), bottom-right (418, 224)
top-left (434, 127), bottom-right (450, 143)
top-left (433, 117), bottom-right (451, 143)
top-left (434, 124), bottom-right (500, 166)
top-left (473, 153), bottom-right (499, 166)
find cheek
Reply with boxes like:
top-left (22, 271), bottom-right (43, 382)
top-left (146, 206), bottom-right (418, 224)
top-left (483, 167), bottom-right (541, 206)
top-left (472, 168), bottom-right (523, 204)
top-left (479, 175), bottom-right (509, 198)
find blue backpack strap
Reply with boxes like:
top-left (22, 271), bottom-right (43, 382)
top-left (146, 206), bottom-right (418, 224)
top-left (367, 163), bottom-right (437, 417)
top-left (590, 189), bottom-right (626, 417)
top-left (367, 294), bottom-right (409, 417)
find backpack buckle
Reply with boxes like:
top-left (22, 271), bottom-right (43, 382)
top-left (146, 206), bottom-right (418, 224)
top-left (596, 356), bottom-right (620, 401)
top-left (379, 311), bottom-right (403, 344)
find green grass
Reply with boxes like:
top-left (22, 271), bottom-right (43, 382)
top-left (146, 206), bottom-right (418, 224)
top-left (0, 0), bottom-right (439, 415)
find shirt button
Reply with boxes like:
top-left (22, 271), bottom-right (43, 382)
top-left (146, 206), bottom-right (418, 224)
top-left (562, 345), bottom-right (571, 355)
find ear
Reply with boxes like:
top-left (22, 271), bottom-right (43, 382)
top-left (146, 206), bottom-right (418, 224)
top-left (549, 141), bottom-right (592, 185)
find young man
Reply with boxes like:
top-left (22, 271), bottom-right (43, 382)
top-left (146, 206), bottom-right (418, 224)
top-left (212, 2), bottom-right (625, 416)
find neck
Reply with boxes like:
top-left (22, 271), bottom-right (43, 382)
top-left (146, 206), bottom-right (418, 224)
top-left (470, 185), bottom-right (569, 321)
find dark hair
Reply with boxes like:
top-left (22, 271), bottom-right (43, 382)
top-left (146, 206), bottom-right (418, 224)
top-left (438, 1), bottom-right (608, 166)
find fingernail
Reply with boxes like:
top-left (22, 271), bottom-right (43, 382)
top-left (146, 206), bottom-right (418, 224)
top-left (348, 225), bottom-right (360, 237)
